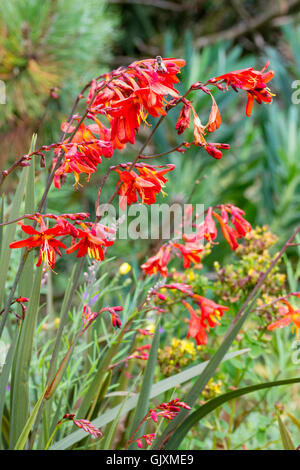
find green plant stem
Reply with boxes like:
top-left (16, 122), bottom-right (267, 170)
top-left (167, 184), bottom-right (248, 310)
top-left (0, 250), bottom-right (29, 338)
top-left (124, 412), bottom-right (150, 449)
top-left (226, 398), bottom-right (236, 449)
top-left (44, 425), bottom-right (60, 451)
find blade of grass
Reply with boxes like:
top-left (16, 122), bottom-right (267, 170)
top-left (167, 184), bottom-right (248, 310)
top-left (0, 135), bottom-right (37, 338)
top-left (87, 370), bottom-right (112, 421)
top-left (9, 265), bottom-right (43, 448)
top-left (0, 169), bottom-right (27, 308)
top-left (14, 387), bottom-right (46, 450)
top-left (17, 143), bottom-right (35, 323)
top-left (0, 331), bottom-right (18, 449)
top-left (128, 318), bottom-right (160, 449)
top-left (46, 259), bottom-right (83, 382)
top-left (277, 411), bottom-right (295, 450)
top-left (102, 372), bottom-right (142, 450)
top-left (286, 411), bottom-right (300, 430)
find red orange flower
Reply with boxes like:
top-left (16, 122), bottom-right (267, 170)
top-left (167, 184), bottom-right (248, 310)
top-left (81, 305), bottom-right (122, 333)
top-left (66, 223), bottom-right (114, 261)
top-left (115, 164), bottom-right (175, 209)
top-left (9, 216), bottom-right (67, 270)
top-left (212, 204), bottom-right (252, 250)
top-left (183, 301), bottom-right (207, 345)
top-left (203, 206), bottom-right (218, 241)
top-left (140, 244), bottom-right (171, 277)
top-left (88, 57), bottom-right (185, 147)
top-left (173, 242), bottom-right (203, 268)
top-left (160, 283), bottom-right (194, 296)
top-left (206, 95), bottom-right (222, 133)
top-left (53, 122), bottom-right (113, 188)
top-left (183, 296), bottom-right (229, 345)
top-left (193, 294), bottom-right (229, 327)
top-left (228, 204), bottom-right (252, 237)
top-left (183, 204), bottom-right (251, 250)
top-left (132, 396), bottom-right (191, 448)
top-left (128, 344), bottom-right (151, 361)
top-left (209, 62), bottom-right (274, 117)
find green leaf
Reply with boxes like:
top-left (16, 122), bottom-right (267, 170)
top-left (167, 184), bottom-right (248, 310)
top-left (0, 169), bottom-right (27, 307)
top-left (50, 348), bottom-right (248, 450)
top-left (87, 370), bottom-right (112, 421)
top-left (0, 135), bottom-right (37, 337)
top-left (14, 387), bottom-right (46, 450)
top-left (129, 318), bottom-right (160, 448)
top-left (0, 331), bottom-right (18, 449)
top-left (277, 411), bottom-right (295, 450)
top-left (165, 378), bottom-right (300, 450)
top-left (9, 265), bottom-right (43, 448)
top-left (18, 136), bottom-right (36, 316)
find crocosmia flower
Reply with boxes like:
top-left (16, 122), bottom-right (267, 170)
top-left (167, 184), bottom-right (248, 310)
top-left (209, 62), bottom-right (274, 117)
top-left (53, 121), bottom-right (113, 188)
top-left (66, 223), bottom-right (114, 261)
top-left (140, 244), bottom-right (171, 277)
top-left (88, 57), bottom-right (185, 148)
top-left (115, 164), bottom-right (175, 209)
top-left (173, 242), bottom-right (203, 269)
top-left (183, 296), bottom-right (229, 345)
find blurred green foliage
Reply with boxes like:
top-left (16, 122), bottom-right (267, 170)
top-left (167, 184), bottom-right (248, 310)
top-left (0, 0), bottom-right (118, 159)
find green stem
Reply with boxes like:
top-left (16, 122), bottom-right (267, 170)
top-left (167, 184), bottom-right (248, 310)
top-left (226, 398), bottom-right (236, 449)
top-left (0, 250), bottom-right (29, 339)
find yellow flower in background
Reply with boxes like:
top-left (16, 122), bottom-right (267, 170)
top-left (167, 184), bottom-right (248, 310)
top-left (171, 338), bottom-right (196, 355)
top-left (158, 337), bottom-right (198, 377)
top-left (187, 270), bottom-right (196, 282)
top-left (202, 378), bottom-right (223, 399)
top-left (119, 262), bottom-right (131, 275)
